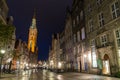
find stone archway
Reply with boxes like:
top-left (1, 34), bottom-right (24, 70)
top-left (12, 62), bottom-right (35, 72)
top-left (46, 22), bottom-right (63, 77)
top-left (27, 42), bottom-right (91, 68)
top-left (104, 54), bottom-right (109, 60)
top-left (102, 54), bottom-right (110, 75)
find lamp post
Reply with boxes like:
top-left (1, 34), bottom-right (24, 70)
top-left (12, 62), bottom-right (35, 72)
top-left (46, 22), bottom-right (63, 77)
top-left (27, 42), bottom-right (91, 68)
top-left (0, 49), bottom-right (5, 78)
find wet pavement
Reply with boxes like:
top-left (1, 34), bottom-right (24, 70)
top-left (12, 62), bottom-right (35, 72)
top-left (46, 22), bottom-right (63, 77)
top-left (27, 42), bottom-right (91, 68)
top-left (0, 69), bottom-right (120, 80)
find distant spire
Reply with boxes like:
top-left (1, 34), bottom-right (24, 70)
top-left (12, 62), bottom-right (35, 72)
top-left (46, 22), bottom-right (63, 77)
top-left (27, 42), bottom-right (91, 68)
top-left (33, 9), bottom-right (36, 19)
top-left (31, 9), bottom-right (36, 28)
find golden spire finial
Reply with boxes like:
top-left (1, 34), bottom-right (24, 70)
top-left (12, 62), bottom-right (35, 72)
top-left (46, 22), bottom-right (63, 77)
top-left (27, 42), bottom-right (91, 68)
top-left (33, 9), bottom-right (36, 19)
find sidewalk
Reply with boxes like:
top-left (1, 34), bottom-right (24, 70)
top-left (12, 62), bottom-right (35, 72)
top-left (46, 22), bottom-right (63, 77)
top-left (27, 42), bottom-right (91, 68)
top-left (0, 69), bottom-right (33, 80)
top-left (0, 70), bottom-right (25, 80)
top-left (0, 73), bottom-right (17, 80)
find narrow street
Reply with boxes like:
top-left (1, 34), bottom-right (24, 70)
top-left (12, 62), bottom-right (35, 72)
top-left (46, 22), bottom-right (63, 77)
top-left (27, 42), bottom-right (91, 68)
top-left (1, 69), bottom-right (120, 80)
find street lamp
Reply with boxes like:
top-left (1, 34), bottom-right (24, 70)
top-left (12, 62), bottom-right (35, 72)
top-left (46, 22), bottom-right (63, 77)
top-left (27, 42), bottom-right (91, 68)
top-left (58, 62), bottom-right (62, 69)
top-left (50, 60), bottom-right (54, 69)
top-left (0, 49), bottom-right (5, 78)
top-left (1, 50), bottom-right (5, 54)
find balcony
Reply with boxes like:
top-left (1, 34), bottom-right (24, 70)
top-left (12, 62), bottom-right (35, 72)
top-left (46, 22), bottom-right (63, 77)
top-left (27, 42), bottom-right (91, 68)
top-left (96, 42), bottom-right (114, 49)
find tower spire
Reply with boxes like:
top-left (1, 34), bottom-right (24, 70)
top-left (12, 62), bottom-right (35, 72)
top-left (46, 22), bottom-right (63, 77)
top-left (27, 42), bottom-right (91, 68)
top-left (28, 10), bottom-right (38, 53)
top-left (33, 9), bottom-right (36, 19)
top-left (31, 9), bottom-right (36, 28)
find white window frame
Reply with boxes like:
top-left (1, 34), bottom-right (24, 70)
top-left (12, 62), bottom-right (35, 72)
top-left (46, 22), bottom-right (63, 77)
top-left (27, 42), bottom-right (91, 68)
top-left (111, 1), bottom-right (120, 19)
top-left (97, 0), bottom-right (103, 6)
top-left (91, 46), bottom-right (97, 68)
top-left (81, 28), bottom-right (85, 40)
top-left (116, 28), bottom-right (120, 48)
top-left (100, 34), bottom-right (107, 47)
top-left (98, 12), bottom-right (104, 27)
top-left (88, 19), bottom-right (94, 32)
top-left (90, 39), bottom-right (97, 68)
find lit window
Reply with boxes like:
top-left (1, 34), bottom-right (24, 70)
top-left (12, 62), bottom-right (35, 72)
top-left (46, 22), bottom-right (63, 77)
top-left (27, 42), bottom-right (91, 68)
top-left (81, 28), bottom-right (85, 40)
top-left (98, 12), bottom-right (104, 27)
top-left (100, 34), bottom-right (107, 47)
top-left (111, 1), bottom-right (120, 19)
top-left (90, 39), bottom-right (97, 68)
top-left (91, 47), bottom-right (97, 67)
top-left (116, 28), bottom-right (120, 47)
top-left (88, 19), bottom-right (94, 32)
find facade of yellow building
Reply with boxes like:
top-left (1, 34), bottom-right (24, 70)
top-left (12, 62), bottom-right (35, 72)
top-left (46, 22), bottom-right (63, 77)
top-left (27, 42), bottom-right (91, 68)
top-left (28, 13), bottom-right (37, 53)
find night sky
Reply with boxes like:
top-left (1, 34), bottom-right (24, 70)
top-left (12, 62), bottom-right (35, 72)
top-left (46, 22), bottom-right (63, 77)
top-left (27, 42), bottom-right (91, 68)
top-left (7, 0), bottom-right (73, 60)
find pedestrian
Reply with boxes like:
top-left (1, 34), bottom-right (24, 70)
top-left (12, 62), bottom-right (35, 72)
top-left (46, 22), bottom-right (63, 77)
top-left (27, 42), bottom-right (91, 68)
top-left (24, 67), bottom-right (27, 71)
top-left (3, 66), bottom-right (5, 73)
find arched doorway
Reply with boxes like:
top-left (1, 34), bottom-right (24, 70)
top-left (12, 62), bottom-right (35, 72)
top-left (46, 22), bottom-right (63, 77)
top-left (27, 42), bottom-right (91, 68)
top-left (102, 54), bottom-right (110, 75)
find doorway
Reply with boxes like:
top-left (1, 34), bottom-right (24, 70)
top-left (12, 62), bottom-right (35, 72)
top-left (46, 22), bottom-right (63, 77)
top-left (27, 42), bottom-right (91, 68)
top-left (102, 54), bottom-right (110, 75)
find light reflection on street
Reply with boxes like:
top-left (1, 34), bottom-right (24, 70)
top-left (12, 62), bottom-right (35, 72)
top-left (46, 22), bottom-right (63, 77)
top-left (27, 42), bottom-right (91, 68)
top-left (57, 75), bottom-right (63, 80)
top-left (3, 69), bottom-right (120, 80)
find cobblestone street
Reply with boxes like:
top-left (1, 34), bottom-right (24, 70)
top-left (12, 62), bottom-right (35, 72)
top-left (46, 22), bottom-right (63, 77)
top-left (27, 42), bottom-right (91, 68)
top-left (0, 69), bottom-right (120, 80)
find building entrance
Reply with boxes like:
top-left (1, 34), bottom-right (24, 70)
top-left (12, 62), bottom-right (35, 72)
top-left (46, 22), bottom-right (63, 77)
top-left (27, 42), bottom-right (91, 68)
top-left (102, 54), bottom-right (110, 75)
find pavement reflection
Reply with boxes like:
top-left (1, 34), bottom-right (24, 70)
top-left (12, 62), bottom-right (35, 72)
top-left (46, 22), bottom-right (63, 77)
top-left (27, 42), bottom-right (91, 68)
top-left (1, 69), bottom-right (120, 80)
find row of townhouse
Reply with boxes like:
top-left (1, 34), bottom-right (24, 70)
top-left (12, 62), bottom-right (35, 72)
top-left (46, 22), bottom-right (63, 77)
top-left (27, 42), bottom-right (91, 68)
top-left (0, 0), bottom-right (16, 73)
top-left (0, 0), bottom-right (8, 24)
top-left (49, 34), bottom-right (60, 70)
top-left (49, 0), bottom-right (120, 75)
top-left (12, 40), bottom-right (30, 70)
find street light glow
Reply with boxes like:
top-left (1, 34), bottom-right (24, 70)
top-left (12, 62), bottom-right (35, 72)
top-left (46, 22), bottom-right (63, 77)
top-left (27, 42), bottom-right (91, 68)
top-left (58, 62), bottom-right (62, 68)
top-left (50, 60), bottom-right (54, 65)
top-left (1, 50), bottom-right (5, 54)
top-left (84, 55), bottom-right (87, 58)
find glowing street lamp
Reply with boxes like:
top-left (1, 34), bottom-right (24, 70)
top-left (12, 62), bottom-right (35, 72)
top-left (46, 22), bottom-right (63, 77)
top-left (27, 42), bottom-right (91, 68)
top-left (1, 50), bottom-right (5, 54)
top-left (84, 55), bottom-right (87, 58)
top-left (50, 60), bottom-right (54, 69)
top-left (0, 49), bottom-right (5, 78)
top-left (50, 60), bottom-right (54, 65)
top-left (58, 62), bottom-right (62, 69)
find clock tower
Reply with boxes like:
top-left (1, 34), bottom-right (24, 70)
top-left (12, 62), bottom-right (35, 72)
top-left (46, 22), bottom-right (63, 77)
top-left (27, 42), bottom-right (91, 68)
top-left (28, 12), bottom-right (37, 53)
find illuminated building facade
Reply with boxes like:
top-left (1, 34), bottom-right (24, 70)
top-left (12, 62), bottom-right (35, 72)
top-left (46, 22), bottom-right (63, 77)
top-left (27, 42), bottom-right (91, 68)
top-left (0, 0), bottom-right (8, 24)
top-left (48, 34), bottom-right (61, 70)
top-left (71, 0), bottom-right (86, 72)
top-left (64, 8), bottom-right (73, 71)
top-left (12, 40), bottom-right (29, 70)
top-left (0, 0), bottom-right (16, 72)
top-left (28, 12), bottom-right (38, 67)
top-left (48, 0), bottom-right (120, 75)
top-left (28, 12), bottom-right (37, 53)
top-left (84, 0), bottom-right (120, 75)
